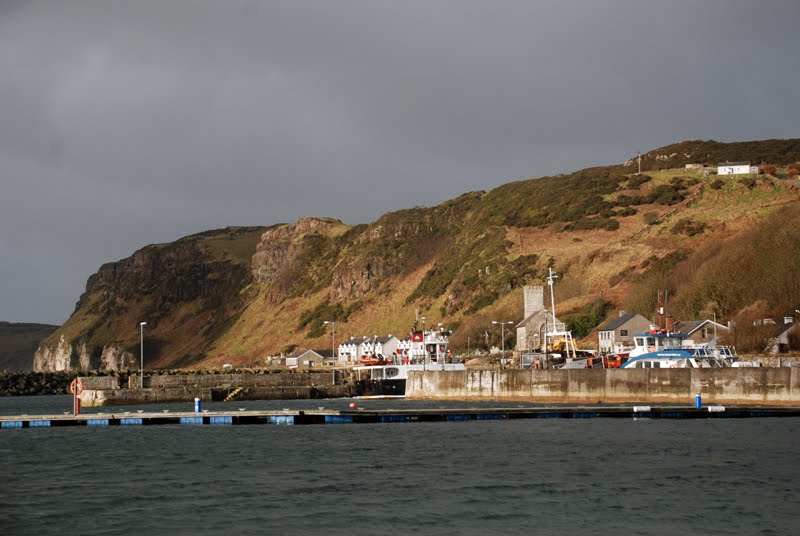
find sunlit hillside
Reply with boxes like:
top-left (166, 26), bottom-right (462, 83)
top-left (34, 139), bottom-right (800, 369)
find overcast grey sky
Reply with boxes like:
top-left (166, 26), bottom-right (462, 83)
top-left (1, 0), bottom-right (798, 324)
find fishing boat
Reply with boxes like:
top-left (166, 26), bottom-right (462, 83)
top-left (354, 326), bottom-right (465, 396)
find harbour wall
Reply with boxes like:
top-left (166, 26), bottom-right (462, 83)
top-left (78, 371), bottom-right (355, 406)
top-left (406, 368), bottom-right (800, 405)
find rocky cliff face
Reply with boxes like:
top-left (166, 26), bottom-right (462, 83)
top-left (33, 336), bottom-right (136, 372)
top-left (34, 227), bottom-right (266, 372)
top-left (33, 335), bottom-right (72, 372)
top-left (251, 218), bottom-right (343, 283)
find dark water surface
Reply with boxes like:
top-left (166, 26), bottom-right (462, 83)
top-left (2, 396), bottom-right (799, 535)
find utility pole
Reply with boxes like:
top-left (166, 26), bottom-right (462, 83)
top-left (323, 321), bottom-right (337, 365)
top-left (139, 321), bottom-right (147, 389)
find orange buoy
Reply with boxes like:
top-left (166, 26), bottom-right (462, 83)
top-left (69, 378), bottom-right (84, 395)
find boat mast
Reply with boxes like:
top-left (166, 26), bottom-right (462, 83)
top-left (545, 267), bottom-right (576, 361)
top-left (548, 267), bottom-right (558, 326)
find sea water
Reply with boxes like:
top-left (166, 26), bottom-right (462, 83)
top-left (1, 396), bottom-right (799, 535)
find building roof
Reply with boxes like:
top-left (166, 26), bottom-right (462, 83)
top-left (598, 313), bottom-right (639, 332)
top-left (776, 321), bottom-right (798, 336)
top-left (674, 320), bottom-right (704, 335)
top-left (516, 309), bottom-right (559, 329)
top-left (674, 319), bottom-right (728, 336)
top-left (344, 337), bottom-right (367, 345)
top-left (373, 336), bottom-right (397, 344)
top-left (288, 349), bottom-right (330, 359)
top-left (718, 161), bottom-right (750, 166)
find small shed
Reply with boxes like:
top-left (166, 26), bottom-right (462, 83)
top-left (286, 349), bottom-right (329, 368)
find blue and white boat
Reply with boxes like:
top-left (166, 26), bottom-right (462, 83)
top-left (621, 330), bottom-right (747, 369)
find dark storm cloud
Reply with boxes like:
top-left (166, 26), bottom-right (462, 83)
top-left (1, 0), bottom-right (799, 324)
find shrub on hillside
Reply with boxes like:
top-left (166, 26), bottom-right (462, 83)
top-left (643, 212), bottom-right (660, 225)
top-left (788, 167), bottom-right (799, 178)
top-left (298, 300), bottom-right (353, 337)
top-left (617, 206), bottom-right (637, 217)
top-left (562, 218), bottom-right (619, 232)
top-left (710, 179), bottom-right (725, 190)
top-left (739, 177), bottom-right (756, 189)
top-left (562, 298), bottom-right (611, 338)
top-left (760, 164), bottom-right (777, 175)
top-left (627, 175), bottom-right (652, 189)
top-left (672, 218), bottom-right (708, 237)
top-left (650, 184), bottom-right (685, 205)
top-left (721, 301), bottom-right (777, 353)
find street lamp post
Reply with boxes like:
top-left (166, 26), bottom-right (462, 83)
top-left (139, 321), bottom-right (147, 389)
top-left (492, 321), bottom-right (514, 368)
top-left (323, 321), bottom-right (337, 364)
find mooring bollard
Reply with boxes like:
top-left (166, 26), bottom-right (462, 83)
top-left (695, 394), bottom-right (702, 408)
top-left (194, 397), bottom-right (201, 413)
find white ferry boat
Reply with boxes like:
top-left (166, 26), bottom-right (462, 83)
top-left (354, 327), bottom-right (465, 395)
top-left (621, 329), bottom-right (748, 369)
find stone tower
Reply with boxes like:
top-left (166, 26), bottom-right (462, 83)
top-left (523, 286), bottom-right (545, 319)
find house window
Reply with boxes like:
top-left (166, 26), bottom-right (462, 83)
top-left (620, 330), bottom-right (628, 337)
top-left (702, 328), bottom-right (708, 338)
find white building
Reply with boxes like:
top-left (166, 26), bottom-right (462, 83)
top-left (338, 337), bottom-right (367, 365)
top-left (338, 335), bottom-right (402, 365)
top-left (717, 161), bottom-right (758, 175)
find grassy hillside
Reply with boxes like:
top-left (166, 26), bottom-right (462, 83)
top-left (0, 322), bottom-right (59, 371)
top-left (630, 139), bottom-right (800, 172)
top-left (34, 138), bottom-right (800, 369)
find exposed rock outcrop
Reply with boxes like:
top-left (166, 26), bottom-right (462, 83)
top-left (251, 217), bottom-right (343, 283)
top-left (100, 346), bottom-right (136, 371)
top-left (33, 335), bottom-right (72, 372)
top-left (33, 336), bottom-right (135, 372)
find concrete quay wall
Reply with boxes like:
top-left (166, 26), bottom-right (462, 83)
top-left (80, 384), bottom-right (354, 407)
top-left (78, 371), bottom-right (343, 391)
top-left (406, 368), bottom-right (800, 405)
top-left (78, 371), bottom-right (353, 407)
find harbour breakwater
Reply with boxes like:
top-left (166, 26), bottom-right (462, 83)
top-left (78, 370), bottom-right (357, 407)
top-left (0, 372), bottom-right (74, 396)
top-left (406, 368), bottom-right (800, 406)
